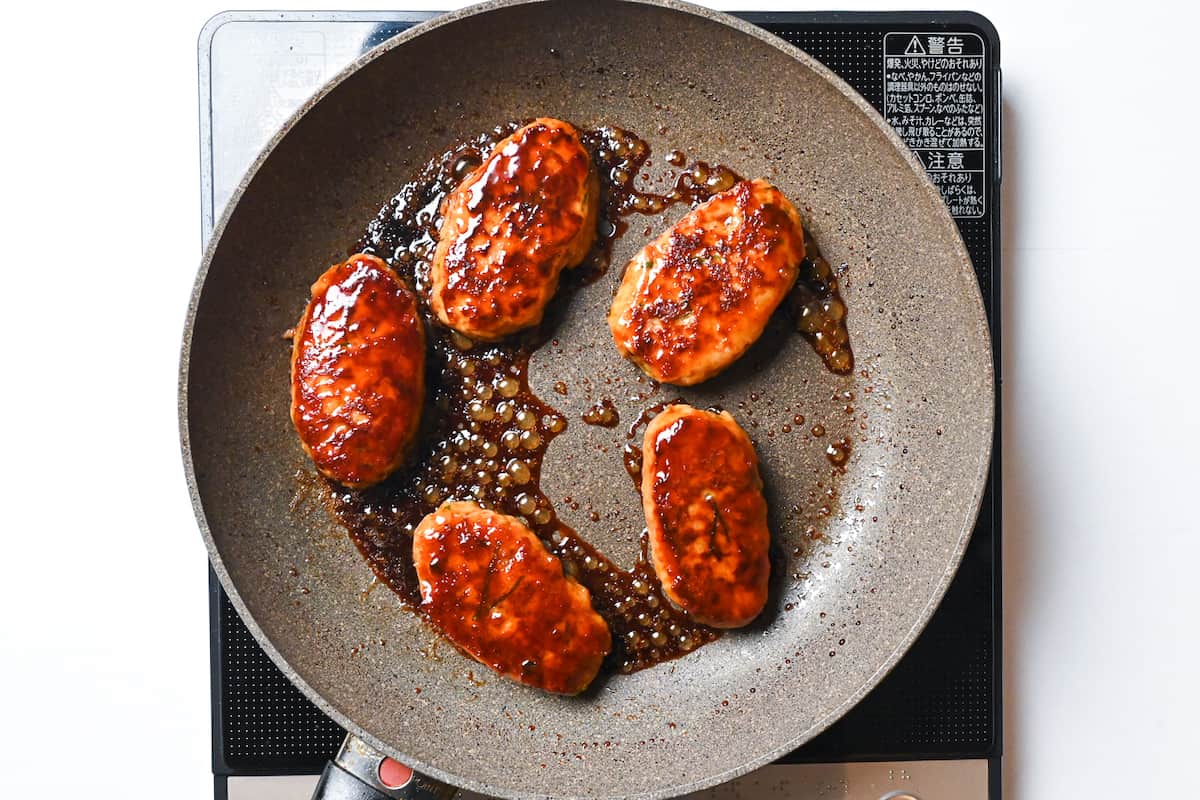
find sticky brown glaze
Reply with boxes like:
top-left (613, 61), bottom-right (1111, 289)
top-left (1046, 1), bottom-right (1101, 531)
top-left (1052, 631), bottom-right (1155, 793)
top-left (413, 501), bottom-right (612, 695)
top-left (608, 178), bottom-right (806, 386)
top-left (642, 405), bottom-right (770, 628)
top-left (787, 228), bottom-right (855, 374)
top-left (430, 118), bottom-right (599, 340)
top-left (290, 253), bottom-right (425, 488)
top-left (345, 123), bottom-right (718, 677)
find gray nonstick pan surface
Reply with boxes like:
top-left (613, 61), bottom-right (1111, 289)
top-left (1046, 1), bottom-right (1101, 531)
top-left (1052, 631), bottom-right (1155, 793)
top-left (180, 1), bottom-right (994, 797)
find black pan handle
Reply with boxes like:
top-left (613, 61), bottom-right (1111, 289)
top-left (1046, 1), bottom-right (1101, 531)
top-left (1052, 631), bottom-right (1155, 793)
top-left (311, 733), bottom-right (457, 800)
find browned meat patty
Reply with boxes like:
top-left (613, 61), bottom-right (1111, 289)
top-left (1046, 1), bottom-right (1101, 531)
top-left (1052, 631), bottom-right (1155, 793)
top-left (430, 118), bottom-right (599, 341)
top-left (609, 178), bottom-right (805, 385)
top-left (413, 501), bottom-right (612, 695)
top-left (290, 253), bottom-right (425, 488)
top-left (641, 404), bottom-right (771, 628)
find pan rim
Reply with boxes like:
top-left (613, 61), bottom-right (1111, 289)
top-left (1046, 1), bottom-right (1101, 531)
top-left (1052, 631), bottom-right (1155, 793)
top-left (178, 1), bottom-right (995, 797)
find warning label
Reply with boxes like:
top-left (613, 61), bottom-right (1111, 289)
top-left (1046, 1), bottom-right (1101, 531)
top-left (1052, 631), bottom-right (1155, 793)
top-left (884, 32), bottom-right (986, 218)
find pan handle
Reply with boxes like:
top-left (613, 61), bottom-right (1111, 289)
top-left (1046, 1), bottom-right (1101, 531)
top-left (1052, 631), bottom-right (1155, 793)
top-left (311, 733), bottom-right (457, 800)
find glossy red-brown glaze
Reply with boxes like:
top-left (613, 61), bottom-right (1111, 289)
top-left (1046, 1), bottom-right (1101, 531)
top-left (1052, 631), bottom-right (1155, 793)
top-left (788, 228), bottom-right (855, 374)
top-left (642, 405), bottom-right (771, 628)
top-left (327, 124), bottom-right (852, 685)
top-left (609, 178), bottom-right (806, 385)
top-left (413, 501), bottom-right (612, 695)
top-left (345, 123), bottom-right (720, 677)
top-left (290, 254), bottom-right (425, 488)
top-left (430, 118), bottom-right (599, 340)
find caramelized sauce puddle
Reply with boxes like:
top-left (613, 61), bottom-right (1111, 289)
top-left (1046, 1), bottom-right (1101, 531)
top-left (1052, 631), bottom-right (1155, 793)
top-left (317, 121), bottom-right (852, 676)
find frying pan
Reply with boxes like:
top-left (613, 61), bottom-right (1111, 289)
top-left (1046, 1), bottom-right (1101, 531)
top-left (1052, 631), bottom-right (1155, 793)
top-left (180, 1), bottom-right (994, 798)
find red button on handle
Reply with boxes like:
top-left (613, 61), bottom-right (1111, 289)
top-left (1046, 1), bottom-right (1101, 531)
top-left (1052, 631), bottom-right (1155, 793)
top-left (378, 758), bottom-right (414, 789)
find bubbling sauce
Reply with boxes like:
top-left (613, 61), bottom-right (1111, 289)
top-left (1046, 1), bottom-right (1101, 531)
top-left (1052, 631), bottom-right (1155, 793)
top-left (581, 398), bottom-right (620, 428)
top-left (318, 121), bottom-right (852, 678)
top-left (789, 229), bottom-right (854, 374)
top-left (622, 443), bottom-right (644, 489)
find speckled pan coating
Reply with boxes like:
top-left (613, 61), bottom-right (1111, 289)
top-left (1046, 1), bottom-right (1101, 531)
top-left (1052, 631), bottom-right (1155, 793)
top-left (179, 1), bottom-right (994, 798)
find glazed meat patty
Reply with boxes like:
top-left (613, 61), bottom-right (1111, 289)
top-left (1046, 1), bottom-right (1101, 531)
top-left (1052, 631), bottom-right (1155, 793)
top-left (641, 404), bottom-right (771, 628)
top-left (609, 178), bottom-right (806, 385)
top-left (290, 253), bottom-right (425, 488)
top-left (430, 118), bottom-right (599, 341)
top-left (413, 501), bottom-right (612, 695)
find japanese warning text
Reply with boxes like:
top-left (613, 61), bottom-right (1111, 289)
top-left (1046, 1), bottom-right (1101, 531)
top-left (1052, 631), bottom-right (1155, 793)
top-left (884, 32), bottom-right (987, 218)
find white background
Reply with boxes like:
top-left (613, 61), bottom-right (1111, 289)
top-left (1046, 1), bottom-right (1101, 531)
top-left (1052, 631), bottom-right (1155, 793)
top-left (1, 0), bottom-right (1197, 797)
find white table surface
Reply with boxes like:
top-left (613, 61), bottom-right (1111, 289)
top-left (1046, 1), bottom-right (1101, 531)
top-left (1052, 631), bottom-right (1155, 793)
top-left (1, 1), bottom-right (1196, 797)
